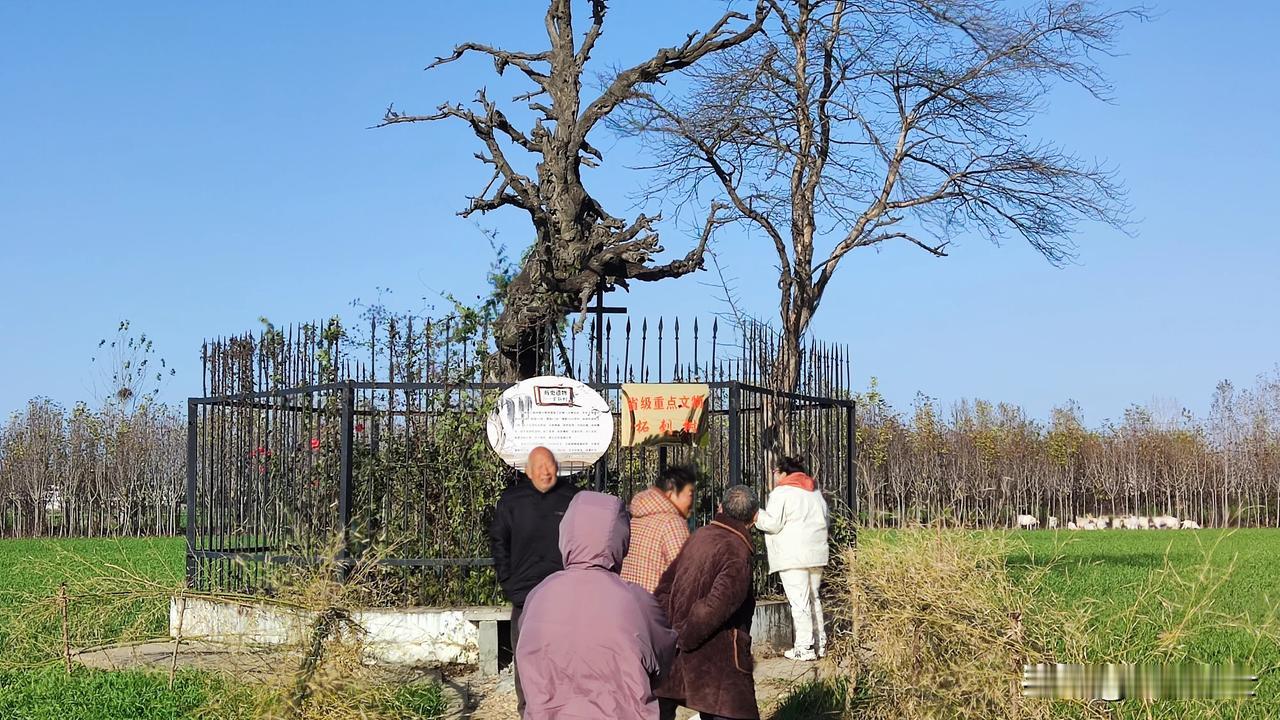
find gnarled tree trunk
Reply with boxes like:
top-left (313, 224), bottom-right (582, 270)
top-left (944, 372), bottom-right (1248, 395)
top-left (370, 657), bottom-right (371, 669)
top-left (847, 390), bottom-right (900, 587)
top-left (379, 1), bottom-right (766, 380)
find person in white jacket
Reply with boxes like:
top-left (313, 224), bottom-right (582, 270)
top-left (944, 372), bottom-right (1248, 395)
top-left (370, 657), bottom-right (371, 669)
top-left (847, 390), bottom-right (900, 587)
top-left (755, 455), bottom-right (830, 662)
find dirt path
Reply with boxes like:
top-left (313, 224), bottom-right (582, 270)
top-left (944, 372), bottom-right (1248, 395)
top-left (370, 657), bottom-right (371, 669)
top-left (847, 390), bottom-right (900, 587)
top-left (76, 642), bottom-right (826, 719)
top-left (76, 639), bottom-right (291, 682)
top-left (463, 654), bottom-right (824, 720)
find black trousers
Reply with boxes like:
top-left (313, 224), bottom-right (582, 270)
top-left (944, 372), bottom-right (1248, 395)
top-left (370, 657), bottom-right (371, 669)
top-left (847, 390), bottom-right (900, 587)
top-left (511, 604), bottom-right (525, 714)
top-left (659, 697), bottom-right (742, 720)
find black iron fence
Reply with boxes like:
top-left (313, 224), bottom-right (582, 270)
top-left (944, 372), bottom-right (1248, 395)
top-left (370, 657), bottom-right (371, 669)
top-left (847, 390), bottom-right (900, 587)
top-left (188, 313), bottom-right (855, 604)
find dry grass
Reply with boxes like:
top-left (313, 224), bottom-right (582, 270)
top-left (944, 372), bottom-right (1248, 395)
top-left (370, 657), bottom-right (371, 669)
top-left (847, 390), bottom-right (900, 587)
top-left (823, 528), bottom-right (1280, 720)
top-left (825, 529), bottom-right (1068, 720)
top-left (180, 549), bottom-right (451, 720)
top-left (0, 541), bottom-right (449, 719)
top-left (7, 531), bottom-right (1277, 719)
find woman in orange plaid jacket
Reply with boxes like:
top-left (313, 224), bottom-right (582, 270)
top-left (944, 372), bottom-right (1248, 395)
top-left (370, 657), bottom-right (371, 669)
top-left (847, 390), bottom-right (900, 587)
top-left (621, 465), bottom-right (697, 592)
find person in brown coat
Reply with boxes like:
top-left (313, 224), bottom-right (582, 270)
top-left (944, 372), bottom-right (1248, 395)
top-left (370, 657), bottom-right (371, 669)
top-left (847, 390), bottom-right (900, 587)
top-left (654, 484), bottom-right (760, 720)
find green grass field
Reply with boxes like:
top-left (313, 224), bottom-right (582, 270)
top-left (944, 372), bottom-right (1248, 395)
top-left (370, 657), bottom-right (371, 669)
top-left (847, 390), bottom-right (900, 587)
top-left (0, 537), bottom-right (184, 647)
top-left (773, 528), bottom-right (1279, 719)
top-left (1012, 529), bottom-right (1279, 656)
top-left (2, 531), bottom-right (1276, 718)
top-left (0, 537), bottom-right (229, 720)
top-left (0, 537), bottom-right (448, 720)
top-left (1011, 528), bottom-right (1279, 718)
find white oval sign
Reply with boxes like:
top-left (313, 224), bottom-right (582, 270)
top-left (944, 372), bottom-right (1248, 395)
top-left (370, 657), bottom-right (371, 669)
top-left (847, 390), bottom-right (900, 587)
top-left (486, 376), bottom-right (614, 475)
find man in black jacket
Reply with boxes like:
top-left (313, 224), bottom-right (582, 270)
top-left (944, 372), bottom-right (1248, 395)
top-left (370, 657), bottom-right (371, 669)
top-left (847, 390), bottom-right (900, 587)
top-left (489, 445), bottom-right (578, 713)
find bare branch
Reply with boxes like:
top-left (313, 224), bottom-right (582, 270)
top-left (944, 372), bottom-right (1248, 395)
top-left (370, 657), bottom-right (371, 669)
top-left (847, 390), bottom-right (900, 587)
top-left (427, 42), bottom-right (552, 87)
top-left (576, 0), bottom-right (608, 66)
top-left (629, 201), bottom-right (727, 281)
top-left (577, 2), bottom-right (768, 140)
top-left (624, 0), bottom-right (1135, 393)
top-left (376, 0), bottom-right (784, 379)
top-left (382, 97), bottom-right (542, 219)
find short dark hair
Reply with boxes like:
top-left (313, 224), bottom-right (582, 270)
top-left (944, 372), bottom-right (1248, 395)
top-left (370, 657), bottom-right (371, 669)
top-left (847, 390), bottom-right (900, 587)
top-left (655, 464), bottom-right (698, 493)
top-left (722, 485), bottom-right (758, 523)
top-left (775, 455), bottom-right (809, 476)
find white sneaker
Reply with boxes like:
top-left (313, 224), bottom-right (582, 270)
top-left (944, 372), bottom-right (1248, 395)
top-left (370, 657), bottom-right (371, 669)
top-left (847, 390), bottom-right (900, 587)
top-left (784, 647), bottom-right (818, 662)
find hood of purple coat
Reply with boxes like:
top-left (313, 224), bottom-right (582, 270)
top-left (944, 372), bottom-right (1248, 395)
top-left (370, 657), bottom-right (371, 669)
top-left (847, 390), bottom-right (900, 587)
top-left (558, 491), bottom-right (631, 573)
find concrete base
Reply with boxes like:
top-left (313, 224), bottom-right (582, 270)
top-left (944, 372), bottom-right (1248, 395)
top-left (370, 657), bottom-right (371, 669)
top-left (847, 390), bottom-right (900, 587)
top-left (750, 599), bottom-right (795, 653)
top-left (169, 597), bottom-right (511, 671)
top-left (170, 597), bottom-right (794, 674)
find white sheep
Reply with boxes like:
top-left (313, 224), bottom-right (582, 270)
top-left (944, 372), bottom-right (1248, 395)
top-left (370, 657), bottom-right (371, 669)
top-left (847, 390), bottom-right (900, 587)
top-left (1180, 519), bottom-right (1201, 530)
top-left (1067, 521), bottom-right (1079, 530)
top-left (1016, 514), bottom-right (1039, 529)
top-left (1082, 519), bottom-right (1098, 530)
top-left (1153, 515), bottom-right (1179, 530)
top-left (1048, 516), bottom-right (1059, 529)
top-left (1122, 515), bottom-right (1141, 530)
top-left (1111, 516), bottom-right (1125, 529)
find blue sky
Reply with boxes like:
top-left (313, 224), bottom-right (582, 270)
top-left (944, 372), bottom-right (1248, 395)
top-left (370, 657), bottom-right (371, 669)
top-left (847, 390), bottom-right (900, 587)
top-left (1, 1), bottom-right (1276, 426)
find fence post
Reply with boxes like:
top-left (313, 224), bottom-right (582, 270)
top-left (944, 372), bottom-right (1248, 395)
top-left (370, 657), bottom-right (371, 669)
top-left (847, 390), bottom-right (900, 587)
top-left (185, 399), bottom-right (198, 586)
top-left (593, 285), bottom-right (607, 493)
top-left (338, 381), bottom-right (355, 583)
top-left (845, 402), bottom-right (856, 517)
top-left (728, 382), bottom-right (742, 487)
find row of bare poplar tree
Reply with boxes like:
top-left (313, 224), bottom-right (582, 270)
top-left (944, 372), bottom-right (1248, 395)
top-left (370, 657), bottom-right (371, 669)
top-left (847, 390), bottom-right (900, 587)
top-left (0, 399), bottom-right (185, 537)
top-left (3, 366), bottom-right (1278, 537)
top-left (855, 369), bottom-right (1280, 529)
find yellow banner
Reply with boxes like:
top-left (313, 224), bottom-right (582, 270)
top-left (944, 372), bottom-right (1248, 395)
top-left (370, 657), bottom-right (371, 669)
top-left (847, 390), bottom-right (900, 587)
top-left (620, 383), bottom-right (710, 447)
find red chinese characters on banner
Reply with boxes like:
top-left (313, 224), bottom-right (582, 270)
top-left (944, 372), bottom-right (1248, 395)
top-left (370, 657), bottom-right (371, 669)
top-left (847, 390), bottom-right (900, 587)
top-left (625, 395), bottom-right (703, 412)
top-left (620, 383), bottom-right (711, 447)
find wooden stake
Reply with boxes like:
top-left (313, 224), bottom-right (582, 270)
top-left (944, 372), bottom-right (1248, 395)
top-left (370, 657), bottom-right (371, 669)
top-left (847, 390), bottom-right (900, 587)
top-left (169, 586), bottom-right (187, 689)
top-left (1009, 611), bottom-right (1024, 714)
top-left (58, 583), bottom-right (71, 675)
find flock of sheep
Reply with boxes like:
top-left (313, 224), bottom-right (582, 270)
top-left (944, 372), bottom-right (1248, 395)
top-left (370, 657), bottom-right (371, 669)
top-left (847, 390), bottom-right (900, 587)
top-left (1015, 514), bottom-right (1202, 530)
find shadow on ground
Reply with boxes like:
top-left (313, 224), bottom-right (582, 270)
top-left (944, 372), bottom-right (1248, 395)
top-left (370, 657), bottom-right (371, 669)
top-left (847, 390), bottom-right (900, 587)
top-left (768, 676), bottom-right (870, 720)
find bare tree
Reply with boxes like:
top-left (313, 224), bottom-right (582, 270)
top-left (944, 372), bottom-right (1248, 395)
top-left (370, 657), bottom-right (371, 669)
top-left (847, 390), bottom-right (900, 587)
top-left (625, 0), bottom-right (1137, 450)
top-left (0, 399), bottom-right (66, 536)
top-left (92, 320), bottom-right (174, 415)
top-left (378, 0), bottom-right (767, 379)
